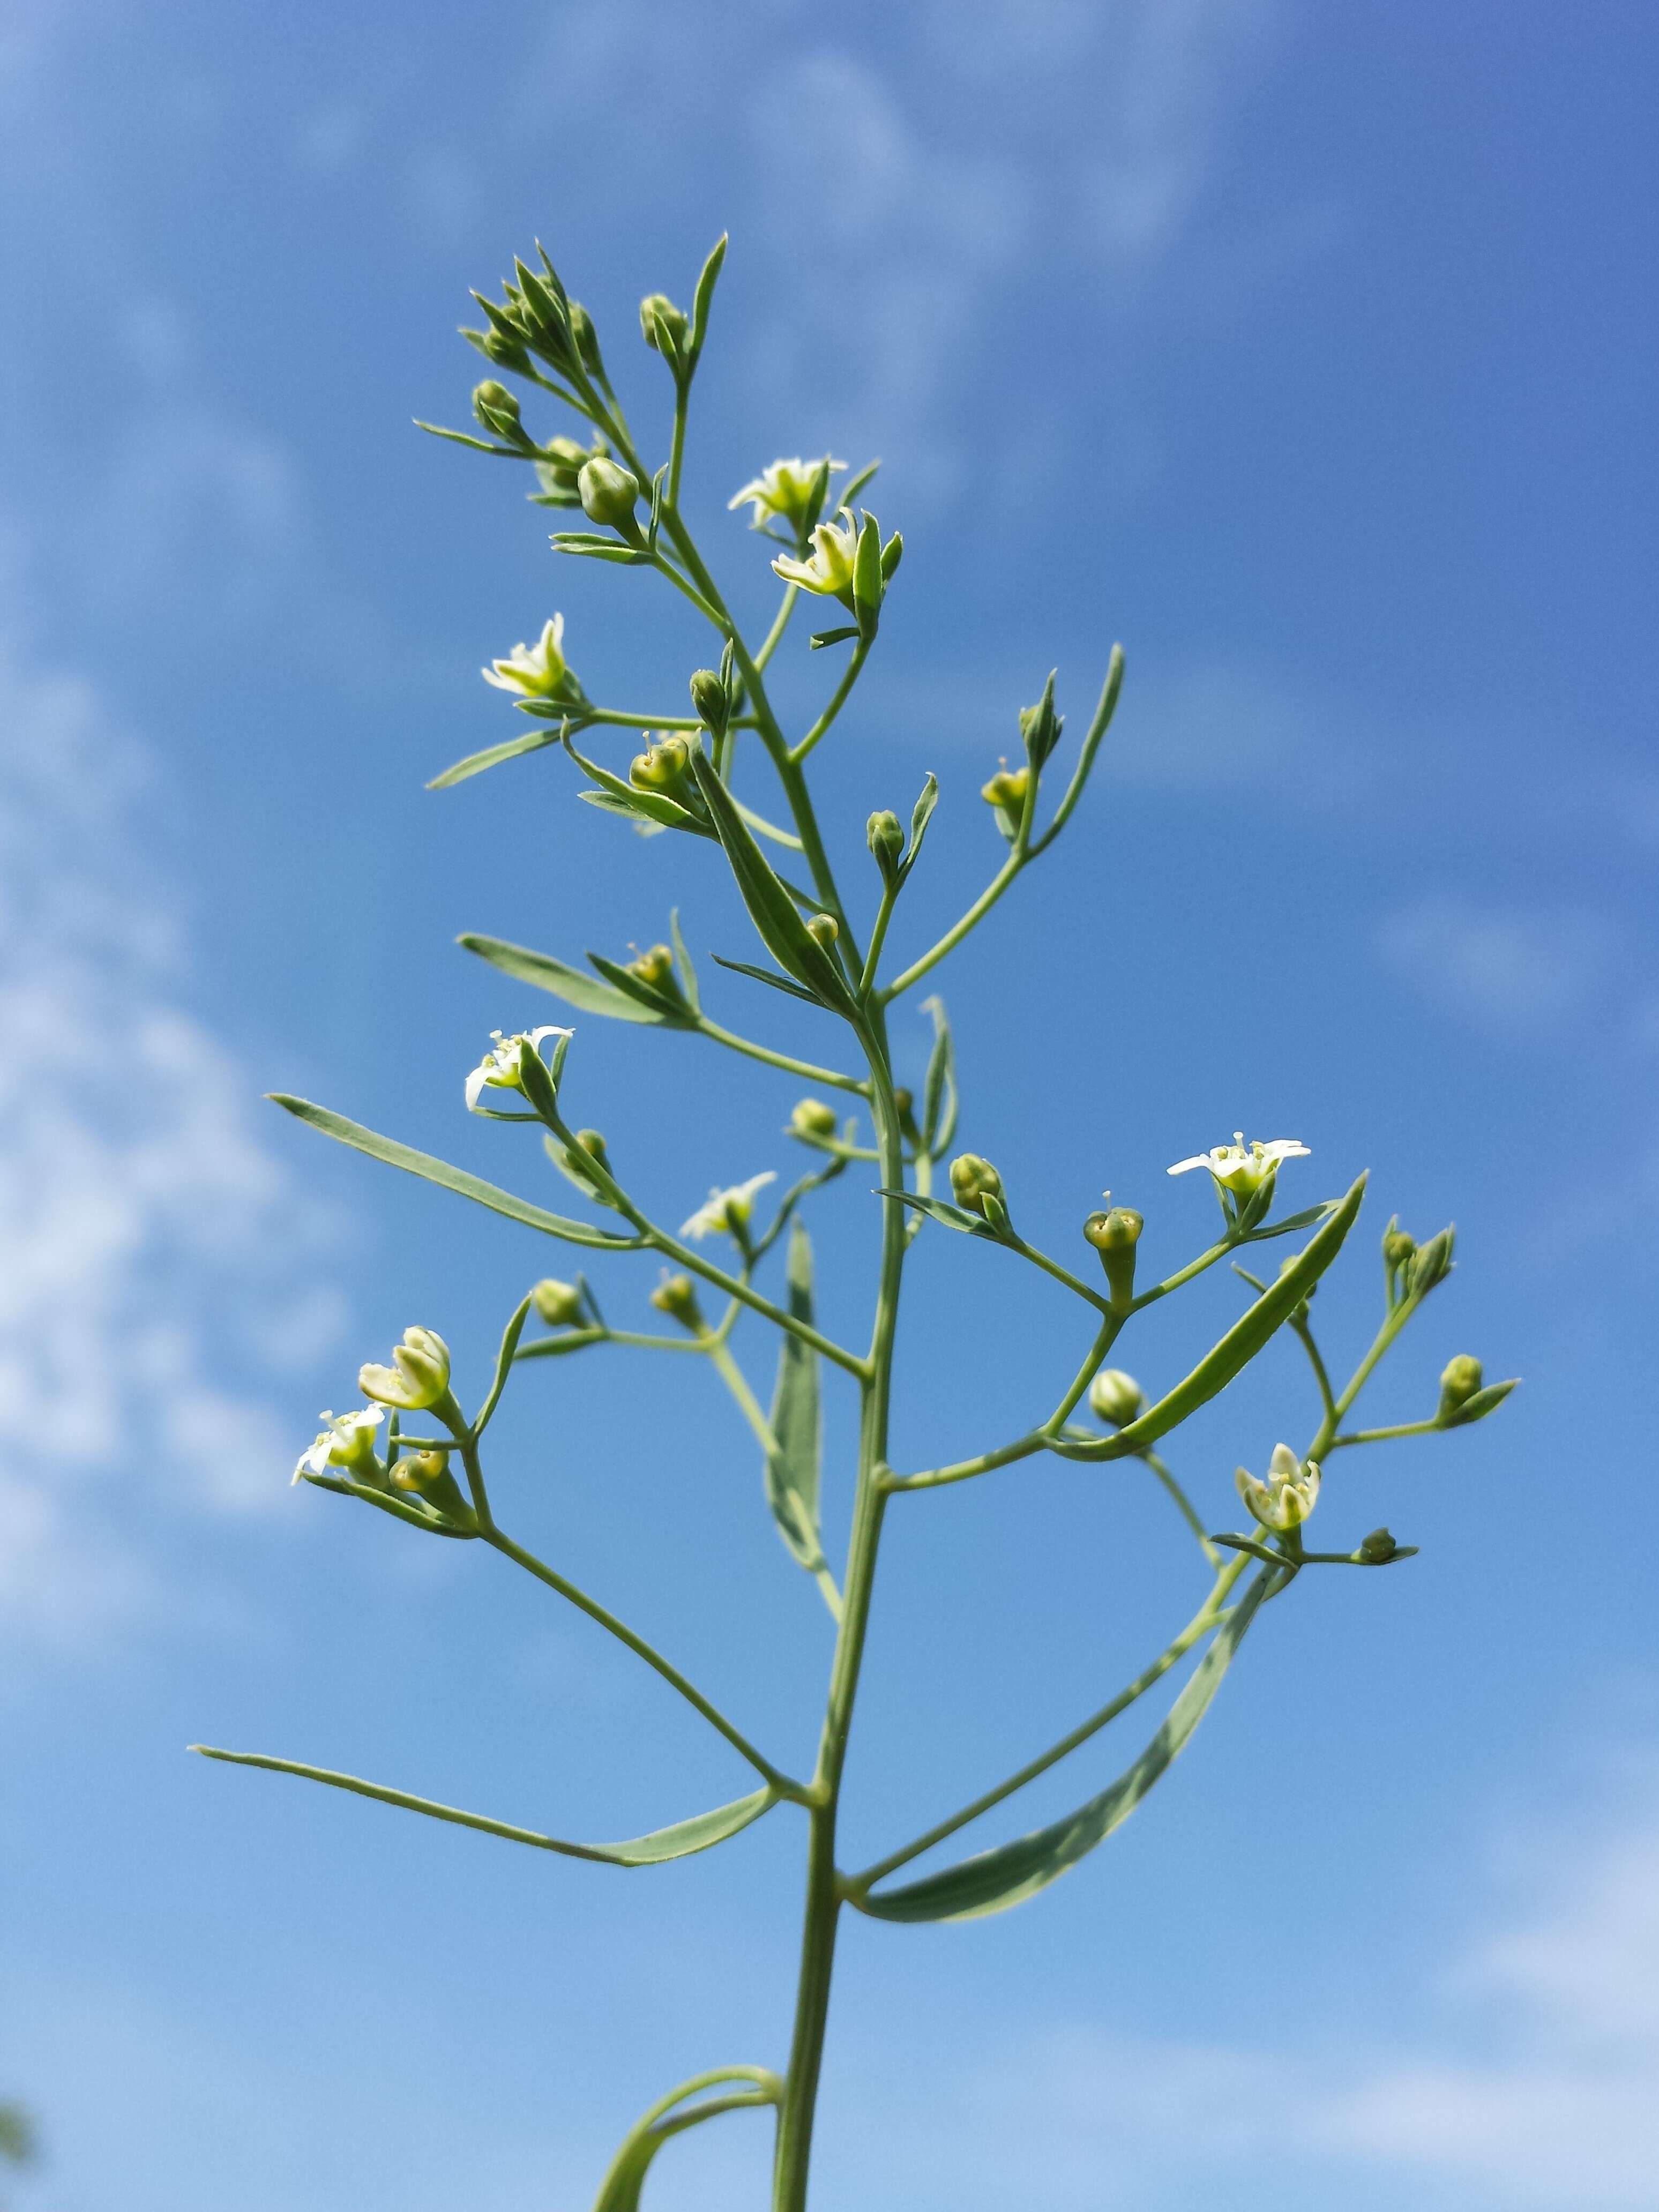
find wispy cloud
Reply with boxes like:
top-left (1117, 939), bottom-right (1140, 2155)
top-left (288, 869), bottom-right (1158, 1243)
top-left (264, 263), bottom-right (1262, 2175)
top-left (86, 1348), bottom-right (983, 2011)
top-left (1378, 895), bottom-right (1615, 1035)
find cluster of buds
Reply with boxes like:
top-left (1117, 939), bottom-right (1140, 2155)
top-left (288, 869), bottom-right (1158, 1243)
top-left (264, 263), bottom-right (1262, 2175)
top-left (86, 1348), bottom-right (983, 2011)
top-left (1236, 1444), bottom-right (1321, 1534)
top-left (462, 249), bottom-right (603, 391)
top-left (1083, 1204), bottom-right (1144, 1310)
top-left (1382, 1217), bottom-right (1456, 1309)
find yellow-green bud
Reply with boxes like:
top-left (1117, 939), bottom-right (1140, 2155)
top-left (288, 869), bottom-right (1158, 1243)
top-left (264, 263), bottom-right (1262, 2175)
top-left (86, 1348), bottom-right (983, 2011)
top-left (389, 1449), bottom-right (475, 1528)
top-left (358, 1326), bottom-right (451, 1412)
top-left (981, 764), bottom-right (1030, 811)
top-left (790, 1098), bottom-right (839, 1140)
top-left (573, 1129), bottom-right (609, 1172)
top-left (689, 668), bottom-right (729, 736)
top-left (1088, 1369), bottom-right (1144, 1427)
top-left (630, 736), bottom-right (691, 791)
top-left (1358, 1527), bottom-right (1400, 1563)
top-left (532, 1277), bottom-right (584, 1327)
top-left (950, 1153), bottom-right (1003, 1217)
top-left (1083, 1207), bottom-right (1143, 1310)
top-left (806, 913), bottom-right (839, 950)
top-left (867, 809), bottom-right (905, 878)
top-left (1382, 1227), bottom-right (1417, 1269)
top-left (627, 944), bottom-right (675, 988)
top-left (578, 455), bottom-right (641, 529)
top-left (472, 379), bottom-right (525, 442)
top-left (1438, 1355), bottom-right (1484, 1420)
top-left (650, 1273), bottom-right (705, 1331)
top-left (568, 300), bottom-right (604, 377)
top-left (639, 292), bottom-right (690, 360)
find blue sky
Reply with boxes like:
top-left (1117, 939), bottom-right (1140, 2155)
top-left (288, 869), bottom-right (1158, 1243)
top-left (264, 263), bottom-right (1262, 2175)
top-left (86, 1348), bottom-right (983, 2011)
top-left (1, 3), bottom-right (1655, 2208)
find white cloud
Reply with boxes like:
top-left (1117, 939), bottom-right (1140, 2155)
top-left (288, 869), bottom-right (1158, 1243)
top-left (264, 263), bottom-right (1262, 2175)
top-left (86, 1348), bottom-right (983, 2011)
top-left (0, 624), bottom-right (341, 1649)
top-left (1378, 895), bottom-right (1614, 1034)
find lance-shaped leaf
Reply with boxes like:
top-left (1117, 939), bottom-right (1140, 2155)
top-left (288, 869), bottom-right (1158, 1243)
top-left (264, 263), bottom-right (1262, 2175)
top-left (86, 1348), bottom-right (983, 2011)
top-left (193, 1745), bottom-right (776, 1865)
top-left (460, 933), bottom-right (668, 1023)
top-left (858, 1575), bottom-right (1267, 1922)
top-left (687, 751), bottom-right (857, 1011)
top-left (900, 773), bottom-right (939, 885)
top-left (592, 2065), bottom-right (779, 2212)
top-left (428, 725), bottom-right (566, 790)
top-left (765, 1222), bottom-right (826, 1575)
top-left (586, 951), bottom-right (694, 1023)
top-left (1030, 645), bottom-right (1125, 855)
top-left (270, 1097), bottom-right (639, 1250)
top-left (1065, 1174), bottom-right (1368, 1462)
top-left (669, 907), bottom-right (701, 1014)
top-left (686, 231), bottom-right (728, 365)
top-left (578, 790), bottom-right (670, 838)
top-left (710, 954), bottom-right (821, 1006)
top-left (919, 993), bottom-right (957, 1155)
top-left (877, 1188), bottom-right (1000, 1240)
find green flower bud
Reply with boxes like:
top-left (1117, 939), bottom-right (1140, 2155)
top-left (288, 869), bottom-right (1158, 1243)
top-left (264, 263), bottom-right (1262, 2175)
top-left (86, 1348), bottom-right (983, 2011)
top-left (893, 1087), bottom-right (919, 1141)
top-left (578, 455), bottom-right (641, 530)
top-left (1088, 1369), bottom-right (1144, 1427)
top-left (689, 668), bottom-right (729, 737)
top-left (567, 300), bottom-right (604, 378)
top-left (1019, 673), bottom-right (1063, 771)
top-left (981, 764), bottom-right (1030, 811)
top-left (630, 736), bottom-right (691, 791)
top-left (650, 1272), bottom-right (706, 1332)
top-left (533, 434), bottom-right (607, 506)
top-left (1358, 1526), bottom-right (1401, 1564)
top-left (389, 1449), bottom-right (476, 1529)
top-left (573, 1129), bottom-right (609, 1172)
top-left (1382, 1227), bottom-right (1417, 1269)
top-left (950, 1153), bottom-right (1004, 1217)
top-left (1408, 1226), bottom-right (1456, 1299)
top-left (1437, 1354), bottom-right (1484, 1421)
top-left (358, 1326), bottom-right (451, 1413)
top-left (639, 292), bottom-right (690, 363)
top-left (867, 809), bottom-right (905, 880)
top-left (789, 1098), bottom-right (839, 1140)
top-left (472, 379), bottom-right (526, 443)
top-left (806, 913), bottom-right (839, 950)
top-left (531, 1278), bottom-right (584, 1327)
top-left (1083, 1206), bottom-right (1143, 1310)
top-left (627, 944), bottom-right (676, 989)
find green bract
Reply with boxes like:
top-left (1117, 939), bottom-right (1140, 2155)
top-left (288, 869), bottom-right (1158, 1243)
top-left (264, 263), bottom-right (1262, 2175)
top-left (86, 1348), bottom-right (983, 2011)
top-left (210, 229), bottom-right (1517, 2212)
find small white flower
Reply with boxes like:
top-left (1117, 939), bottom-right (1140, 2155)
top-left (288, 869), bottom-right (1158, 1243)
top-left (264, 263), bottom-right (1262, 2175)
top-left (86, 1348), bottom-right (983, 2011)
top-left (679, 1171), bottom-right (776, 1241)
top-left (481, 615), bottom-right (579, 700)
top-left (771, 510), bottom-right (860, 602)
top-left (1236, 1443), bottom-right (1321, 1532)
top-left (1167, 1132), bottom-right (1310, 1196)
top-left (358, 1326), bottom-right (452, 1412)
top-left (728, 455), bottom-right (845, 530)
top-left (465, 1025), bottom-right (572, 1112)
top-left (293, 1405), bottom-right (384, 1485)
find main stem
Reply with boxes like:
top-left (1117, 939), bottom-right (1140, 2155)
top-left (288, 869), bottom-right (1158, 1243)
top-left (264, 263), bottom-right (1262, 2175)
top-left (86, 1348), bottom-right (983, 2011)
top-left (772, 1019), bottom-right (906, 2212)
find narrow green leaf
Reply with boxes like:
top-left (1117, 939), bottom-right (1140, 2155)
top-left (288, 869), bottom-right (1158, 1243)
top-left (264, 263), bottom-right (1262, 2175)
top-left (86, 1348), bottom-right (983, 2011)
top-left (709, 955), bottom-right (822, 1005)
top-left (578, 790), bottom-right (671, 837)
top-left (687, 232), bottom-right (728, 362)
top-left (427, 726), bottom-right (563, 790)
top-left (859, 1576), bottom-right (1267, 1922)
top-left (1090, 1175), bottom-right (1367, 1459)
top-left (669, 907), bottom-right (701, 1014)
top-left (193, 1745), bottom-right (775, 1865)
top-left (459, 933), bottom-right (667, 1022)
top-left (1240, 1201), bottom-right (1339, 1242)
top-left (877, 1187), bottom-right (997, 1239)
top-left (551, 533), bottom-right (649, 565)
top-left (1030, 645), bottom-right (1125, 854)
top-left (587, 951), bottom-right (693, 1022)
top-left (269, 1096), bottom-right (637, 1250)
top-left (687, 752), bottom-right (856, 1011)
top-left (413, 420), bottom-right (520, 457)
top-left (809, 625), bottom-right (860, 651)
top-left (901, 773), bottom-right (939, 881)
top-left (765, 1222), bottom-right (825, 1573)
top-left (919, 993), bottom-right (956, 1154)
top-left (474, 1294), bottom-right (533, 1433)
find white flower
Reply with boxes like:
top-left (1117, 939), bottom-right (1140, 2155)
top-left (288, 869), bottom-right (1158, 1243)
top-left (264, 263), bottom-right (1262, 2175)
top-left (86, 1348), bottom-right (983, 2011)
top-left (679, 1171), bottom-right (776, 1241)
top-left (465, 1026), bottom-right (572, 1112)
top-left (481, 615), bottom-right (579, 700)
top-left (293, 1406), bottom-right (384, 1485)
top-left (1236, 1443), bottom-right (1321, 1532)
top-left (358, 1326), bottom-right (451, 1412)
top-left (771, 510), bottom-right (860, 601)
top-left (1167, 1132), bottom-right (1310, 1195)
top-left (728, 455), bottom-right (845, 530)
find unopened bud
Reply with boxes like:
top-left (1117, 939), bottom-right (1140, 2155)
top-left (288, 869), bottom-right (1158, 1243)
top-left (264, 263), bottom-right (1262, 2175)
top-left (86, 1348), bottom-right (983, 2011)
top-left (1437, 1354), bottom-right (1484, 1421)
top-left (806, 913), bottom-right (839, 950)
top-left (578, 455), bottom-right (641, 530)
top-left (473, 379), bottom-right (526, 442)
top-left (1358, 1527), bottom-right (1400, 1563)
top-left (789, 1098), bottom-right (839, 1140)
top-left (627, 944), bottom-right (675, 988)
top-left (1382, 1227), bottom-right (1417, 1269)
top-left (358, 1326), bottom-right (451, 1412)
top-left (1088, 1369), bottom-right (1144, 1427)
top-left (650, 1273), bottom-right (706, 1331)
top-left (639, 292), bottom-right (690, 362)
top-left (532, 1278), bottom-right (584, 1327)
top-left (867, 809), bottom-right (905, 879)
top-left (573, 1129), bottom-right (609, 1172)
top-left (689, 668), bottom-right (729, 736)
top-left (949, 1153), bottom-right (1003, 1218)
top-left (630, 736), bottom-right (691, 791)
top-left (568, 300), bottom-right (604, 378)
top-left (981, 764), bottom-right (1030, 811)
top-left (1408, 1227), bottom-right (1456, 1298)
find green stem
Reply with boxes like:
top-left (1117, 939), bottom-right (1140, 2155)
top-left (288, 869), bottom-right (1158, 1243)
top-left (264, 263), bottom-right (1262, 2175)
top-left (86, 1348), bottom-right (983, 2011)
top-left (790, 636), bottom-right (872, 765)
top-left (772, 1025), bottom-right (907, 2212)
top-left (1290, 1314), bottom-right (1339, 1426)
top-left (879, 845), bottom-right (1027, 1003)
top-left (1141, 1450), bottom-right (1222, 1564)
top-left (1328, 1417), bottom-right (1440, 1449)
top-left (756, 583), bottom-right (801, 670)
top-left (707, 1340), bottom-right (843, 1624)
top-left (695, 1015), bottom-right (868, 1095)
top-left (858, 876), bottom-right (900, 997)
top-left (482, 1526), bottom-right (802, 1797)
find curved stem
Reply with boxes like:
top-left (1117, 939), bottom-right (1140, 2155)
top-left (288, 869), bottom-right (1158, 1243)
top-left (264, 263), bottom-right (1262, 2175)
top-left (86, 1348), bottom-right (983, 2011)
top-left (696, 1015), bottom-right (867, 1095)
top-left (790, 636), bottom-right (872, 765)
top-left (879, 846), bottom-right (1026, 1003)
top-left (756, 582), bottom-right (801, 670)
